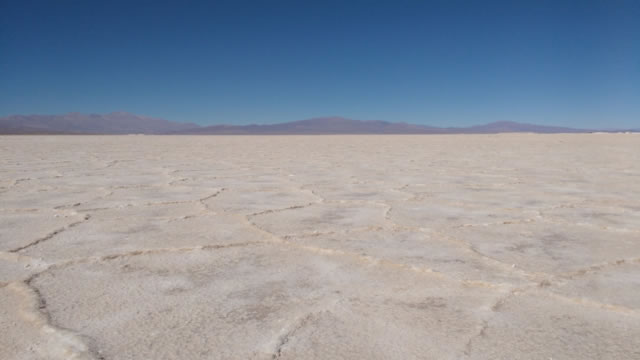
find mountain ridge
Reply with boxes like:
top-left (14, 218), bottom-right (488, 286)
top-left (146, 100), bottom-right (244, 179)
top-left (171, 117), bottom-right (596, 134)
top-left (0, 112), bottom-right (200, 134)
top-left (0, 113), bottom-right (630, 135)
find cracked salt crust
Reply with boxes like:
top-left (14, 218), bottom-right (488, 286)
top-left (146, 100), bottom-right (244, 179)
top-left (1, 134), bottom-right (639, 359)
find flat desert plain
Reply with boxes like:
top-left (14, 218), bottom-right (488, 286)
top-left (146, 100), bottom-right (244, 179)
top-left (1, 134), bottom-right (639, 360)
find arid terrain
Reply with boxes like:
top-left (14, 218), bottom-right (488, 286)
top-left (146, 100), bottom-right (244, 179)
top-left (1, 134), bottom-right (639, 360)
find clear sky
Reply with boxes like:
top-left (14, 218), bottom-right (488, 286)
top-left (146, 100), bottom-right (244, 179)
top-left (1, 0), bottom-right (638, 128)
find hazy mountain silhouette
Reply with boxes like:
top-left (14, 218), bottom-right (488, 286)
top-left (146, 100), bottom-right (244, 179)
top-left (175, 117), bottom-right (594, 134)
top-left (457, 121), bottom-right (592, 134)
top-left (176, 117), bottom-right (448, 135)
top-left (0, 113), bottom-right (613, 135)
top-left (0, 112), bottom-right (199, 134)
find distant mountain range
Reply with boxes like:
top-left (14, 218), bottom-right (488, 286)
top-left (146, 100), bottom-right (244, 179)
top-left (0, 112), bottom-right (199, 134)
top-left (0, 113), bottom-right (636, 135)
top-left (180, 117), bottom-right (596, 135)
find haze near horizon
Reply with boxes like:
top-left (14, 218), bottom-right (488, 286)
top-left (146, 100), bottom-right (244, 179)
top-left (1, 0), bottom-right (639, 128)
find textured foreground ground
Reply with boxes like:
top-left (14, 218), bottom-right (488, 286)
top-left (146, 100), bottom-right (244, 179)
top-left (1, 134), bottom-right (639, 359)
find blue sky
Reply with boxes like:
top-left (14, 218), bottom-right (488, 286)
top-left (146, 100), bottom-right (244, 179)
top-left (1, 0), bottom-right (638, 128)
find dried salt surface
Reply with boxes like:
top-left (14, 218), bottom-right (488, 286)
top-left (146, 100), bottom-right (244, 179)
top-left (1, 134), bottom-right (639, 359)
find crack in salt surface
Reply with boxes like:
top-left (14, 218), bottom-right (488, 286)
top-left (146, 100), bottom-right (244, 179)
top-left (269, 296), bottom-right (342, 359)
top-left (271, 312), bottom-right (317, 359)
top-left (247, 202), bottom-right (317, 217)
top-left (7, 280), bottom-right (104, 360)
top-left (29, 241), bottom-right (267, 277)
top-left (198, 188), bottom-right (226, 211)
top-left (10, 214), bottom-right (91, 253)
top-left (560, 257), bottom-right (640, 279)
top-left (452, 217), bottom-right (539, 228)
